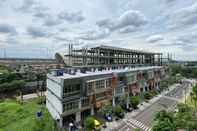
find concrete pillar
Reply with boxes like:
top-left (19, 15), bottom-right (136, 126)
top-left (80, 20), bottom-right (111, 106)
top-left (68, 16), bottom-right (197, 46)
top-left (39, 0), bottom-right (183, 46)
top-left (126, 93), bottom-right (130, 109)
top-left (59, 117), bottom-right (63, 128)
top-left (91, 106), bottom-right (94, 115)
top-left (76, 112), bottom-right (81, 122)
top-left (112, 89), bottom-right (116, 107)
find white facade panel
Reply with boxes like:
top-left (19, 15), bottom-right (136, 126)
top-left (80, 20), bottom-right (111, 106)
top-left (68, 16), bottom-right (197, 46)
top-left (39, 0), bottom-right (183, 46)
top-left (46, 99), bottom-right (61, 120)
top-left (46, 90), bottom-right (63, 115)
top-left (47, 77), bottom-right (62, 98)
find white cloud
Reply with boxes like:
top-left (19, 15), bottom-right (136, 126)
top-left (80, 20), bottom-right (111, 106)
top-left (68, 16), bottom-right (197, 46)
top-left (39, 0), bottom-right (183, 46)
top-left (167, 2), bottom-right (197, 29)
top-left (146, 35), bottom-right (164, 43)
top-left (78, 28), bottom-right (110, 40)
top-left (58, 11), bottom-right (85, 23)
top-left (96, 10), bottom-right (148, 33)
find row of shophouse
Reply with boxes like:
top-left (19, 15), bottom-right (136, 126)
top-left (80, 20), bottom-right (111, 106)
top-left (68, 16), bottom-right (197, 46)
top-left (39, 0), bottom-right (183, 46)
top-left (46, 65), bottom-right (167, 127)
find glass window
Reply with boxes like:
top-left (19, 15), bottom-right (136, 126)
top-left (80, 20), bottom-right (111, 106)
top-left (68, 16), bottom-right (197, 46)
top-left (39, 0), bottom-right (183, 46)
top-left (63, 101), bottom-right (78, 111)
top-left (63, 84), bottom-right (80, 96)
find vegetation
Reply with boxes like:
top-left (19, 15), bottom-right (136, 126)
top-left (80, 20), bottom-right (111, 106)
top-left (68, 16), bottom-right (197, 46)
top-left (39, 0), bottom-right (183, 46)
top-left (98, 103), bottom-right (113, 116)
top-left (170, 64), bottom-right (197, 78)
top-left (130, 96), bottom-right (140, 109)
top-left (152, 103), bottom-right (197, 131)
top-left (0, 98), bottom-right (55, 131)
top-left (190, 84), bottom-right (197, 109)
top-left (84, 116), bottom-right (96, 131)
top-left (113, 105), bottom-right (124, 118)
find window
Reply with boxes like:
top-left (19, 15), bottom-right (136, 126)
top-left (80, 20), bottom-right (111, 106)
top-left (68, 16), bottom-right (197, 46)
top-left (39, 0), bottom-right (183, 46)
top-left (106, 78), bottom-right (112, 87)
top-left (87, 82), bottom-right (94, 93)
top-left (63, 84), bottom-right (80, 96)
top-left (96, 93), bottom-right (106, 100)
top-left (95, 80), bottom-right (105, 89)
top-left (63, 101), bottom-right (78, 111)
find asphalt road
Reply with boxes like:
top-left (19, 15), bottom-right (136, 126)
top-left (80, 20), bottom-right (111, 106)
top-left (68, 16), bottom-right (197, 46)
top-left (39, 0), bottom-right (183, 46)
top-left (117, 82), bottom-right (191, 131)
top-left (133, 97), bottom-right (177, 127)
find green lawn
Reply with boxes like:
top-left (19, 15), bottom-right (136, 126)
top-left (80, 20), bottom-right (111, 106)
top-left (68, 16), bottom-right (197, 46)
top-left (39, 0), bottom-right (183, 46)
top-left (186, 95), bottom-right (196, 108)
top-left (0, 98), bottom-right (55, 131)
top-left (0, 69), bottom-right (9, 74)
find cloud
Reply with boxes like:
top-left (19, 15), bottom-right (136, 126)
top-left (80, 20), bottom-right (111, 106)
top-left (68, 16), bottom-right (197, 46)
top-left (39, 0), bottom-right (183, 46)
top-left (119, 26), bottom-right (138, 33)
top-left (168, 2), bottom-right (197, 29)
top-left (78, 29), bottom-right (110, 40)
top-left (58, 11), bottom-right (85, 23)
top-left (43, 17), bottom-right (62, 27)
top-left (16, 0), bottom-right (49, 15)
top-left (0, 24), bottom-right (17, 35)
top-left (146, 35), bottom-right (164, 43)
top-left (27, 26), bottom-right (50, 38)
top-left (96, 10), bottom-right (148, 33)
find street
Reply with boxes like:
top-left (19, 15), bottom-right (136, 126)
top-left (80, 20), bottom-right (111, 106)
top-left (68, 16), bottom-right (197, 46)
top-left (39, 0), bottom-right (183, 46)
top-left (105, 81), bottom-right (192, 131)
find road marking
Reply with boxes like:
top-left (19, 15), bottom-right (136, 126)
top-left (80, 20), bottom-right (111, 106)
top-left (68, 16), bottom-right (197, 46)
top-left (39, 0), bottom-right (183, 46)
top-left (123, 119), bottom-right (136, 129)
top-left (127, 118), bottom-right (151, 131)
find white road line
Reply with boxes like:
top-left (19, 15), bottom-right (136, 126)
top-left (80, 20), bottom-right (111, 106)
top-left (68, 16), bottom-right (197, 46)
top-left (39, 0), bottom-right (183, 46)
top-left (127, 119), bottom-right (151, 131)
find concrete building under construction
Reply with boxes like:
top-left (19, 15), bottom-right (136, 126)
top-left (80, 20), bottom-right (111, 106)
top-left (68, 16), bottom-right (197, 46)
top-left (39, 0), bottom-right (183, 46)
top-left (55, 45), bottom-right (163, 67)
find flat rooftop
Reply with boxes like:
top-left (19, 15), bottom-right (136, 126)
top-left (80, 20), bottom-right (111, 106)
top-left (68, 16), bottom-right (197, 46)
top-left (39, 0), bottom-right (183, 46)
top-left (49, 66), bottom-right (162, 80)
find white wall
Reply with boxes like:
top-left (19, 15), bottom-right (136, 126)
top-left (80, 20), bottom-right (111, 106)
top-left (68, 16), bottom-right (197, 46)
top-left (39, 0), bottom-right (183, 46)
top-left (46, 90), bottom-right (63, 114)
top-left (47, 76), bottom-right (63, 98)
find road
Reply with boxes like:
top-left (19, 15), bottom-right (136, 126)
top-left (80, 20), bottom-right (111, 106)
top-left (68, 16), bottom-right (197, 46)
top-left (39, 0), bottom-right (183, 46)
top-left (115, 81), bottom-right (192, 131)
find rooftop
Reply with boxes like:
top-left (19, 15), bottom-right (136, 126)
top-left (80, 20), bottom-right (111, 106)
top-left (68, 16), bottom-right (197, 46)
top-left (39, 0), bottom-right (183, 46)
top-left (49, 66), bottom-right (162, 79)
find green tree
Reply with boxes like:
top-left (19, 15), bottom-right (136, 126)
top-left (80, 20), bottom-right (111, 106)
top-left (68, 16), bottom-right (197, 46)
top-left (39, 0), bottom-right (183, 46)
top-left (113, 105), bottom-right (124, 117)
top-left (130, 96), bottom-right (140, 109)
top-left (84, 117), bottom-right (95, 131)
top-left (98, 103), bottom-right (113, 116)
top-left (191, 84), bottom-right (197, 109)
top-left (152, 110), bottom-right (176, 131)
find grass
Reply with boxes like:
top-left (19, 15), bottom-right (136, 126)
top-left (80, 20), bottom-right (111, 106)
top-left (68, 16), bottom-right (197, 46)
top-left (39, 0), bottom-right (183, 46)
top-left (186, 95), bottom-right (196, 108)
top-left (0, 98), bottom-right (55, 131)
top-left (0, 69), bottom-right (9, 74)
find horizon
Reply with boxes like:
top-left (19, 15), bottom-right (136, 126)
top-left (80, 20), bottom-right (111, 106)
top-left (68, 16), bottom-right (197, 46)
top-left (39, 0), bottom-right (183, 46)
top-left (0, 0), bottom-right (197, 61)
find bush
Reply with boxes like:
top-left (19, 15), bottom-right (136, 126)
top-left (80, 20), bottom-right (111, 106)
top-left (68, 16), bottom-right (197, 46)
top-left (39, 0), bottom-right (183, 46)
top-left (130, 96), bottom-right (140, 109)
top-left (144, 92), bottom-right (152, 100)
top-left (84, 116), bottom-right (95, 131)
top-left (98, 104), bottom-right (113, 116)
top-left (113, 105), bottom-right (124, 118)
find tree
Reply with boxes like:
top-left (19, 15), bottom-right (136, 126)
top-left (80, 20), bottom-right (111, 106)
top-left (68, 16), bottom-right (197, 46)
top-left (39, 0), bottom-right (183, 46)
top-left (98, 103), bottom-right (113, 116)
top-left (130, 96), bottom-right (140, 109)
top-left (113, 105), bottom-right (124, 117)
top-left (152, 110), bottom-right (176, 131)
top-left (84, 117), bottom-right (95, 131)
top-left (191, 84), bottom-right (197, 109)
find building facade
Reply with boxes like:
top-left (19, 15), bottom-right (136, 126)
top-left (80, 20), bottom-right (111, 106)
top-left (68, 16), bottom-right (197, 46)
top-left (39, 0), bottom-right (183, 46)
top-left (46, 66), bottom-right (167, 127)
top-left (47, 45), bottom-right (167, 128)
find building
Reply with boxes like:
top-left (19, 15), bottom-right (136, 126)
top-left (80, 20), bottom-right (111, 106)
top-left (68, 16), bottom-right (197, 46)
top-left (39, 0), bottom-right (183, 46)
top-left (55, 45), bottom-right (162, 67)
top-left (46, 45), bottom-right (167, 128)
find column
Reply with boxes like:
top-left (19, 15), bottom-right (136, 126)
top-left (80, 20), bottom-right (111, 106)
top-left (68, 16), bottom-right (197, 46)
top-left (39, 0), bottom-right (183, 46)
top-left (76, 100), bottom-right (81, 122)
top-left (91, 106), bottom-right (94, 115)
top-left (112, 89), bottom-right (116, 107)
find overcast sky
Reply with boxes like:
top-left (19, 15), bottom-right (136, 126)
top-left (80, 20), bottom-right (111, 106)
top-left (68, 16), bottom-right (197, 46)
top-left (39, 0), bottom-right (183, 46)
top-left (0, 0), bottom-right (197, 60)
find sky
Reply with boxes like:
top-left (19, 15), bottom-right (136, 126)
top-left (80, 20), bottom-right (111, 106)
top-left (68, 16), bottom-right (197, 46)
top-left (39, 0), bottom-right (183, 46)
top-left (0, 0), bottom-right (197, 61)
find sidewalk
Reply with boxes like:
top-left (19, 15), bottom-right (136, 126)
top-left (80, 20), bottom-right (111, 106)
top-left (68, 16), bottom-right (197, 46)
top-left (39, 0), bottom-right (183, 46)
top-left (16, 91), bottom-right (46, 101)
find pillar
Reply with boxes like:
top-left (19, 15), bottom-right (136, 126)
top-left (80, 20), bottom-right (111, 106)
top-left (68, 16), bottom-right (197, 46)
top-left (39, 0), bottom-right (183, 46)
top-left (91, 106), bottom-right (94, 115)
top-left (112, 89), bottom-right (116, 107)
top-left (76, 112), bottom-right (81, 122)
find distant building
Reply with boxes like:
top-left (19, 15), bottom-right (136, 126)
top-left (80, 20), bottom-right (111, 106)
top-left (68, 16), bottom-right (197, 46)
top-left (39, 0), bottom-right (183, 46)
top-left (46, 45), bottom-right (167, 128)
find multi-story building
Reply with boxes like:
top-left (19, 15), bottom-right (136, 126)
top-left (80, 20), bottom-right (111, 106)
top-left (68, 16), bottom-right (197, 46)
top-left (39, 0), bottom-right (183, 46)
top-left (46, 45), bottom-right (167, 128)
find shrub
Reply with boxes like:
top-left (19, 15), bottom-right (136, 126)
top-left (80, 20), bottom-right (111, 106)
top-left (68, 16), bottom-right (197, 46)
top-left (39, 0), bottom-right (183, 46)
top-left (84, 116), bottom-right (95, 131)
top-left (130, 96), bottom-right (140, 109)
